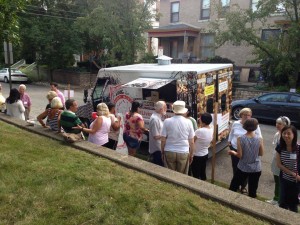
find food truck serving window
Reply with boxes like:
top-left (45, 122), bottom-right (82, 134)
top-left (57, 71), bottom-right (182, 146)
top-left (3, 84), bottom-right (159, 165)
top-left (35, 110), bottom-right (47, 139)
top-left (122, 78), bottom-right (177, 103)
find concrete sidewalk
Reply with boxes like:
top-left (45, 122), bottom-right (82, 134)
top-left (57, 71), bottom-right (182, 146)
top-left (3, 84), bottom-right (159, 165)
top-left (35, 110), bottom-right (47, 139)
top-left (1, 113), bottom-right (299, 225)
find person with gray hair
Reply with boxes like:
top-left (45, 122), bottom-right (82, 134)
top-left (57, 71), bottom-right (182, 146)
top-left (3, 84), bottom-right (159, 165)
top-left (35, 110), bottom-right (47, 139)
top-left (228, 107), bottom-right (262, 194)
top-left (149, 101), bottom-right (167, 166)
top-left (19, 84), bottom-right (31, 120)
top-left (266, 116), bottom-right (291, 206)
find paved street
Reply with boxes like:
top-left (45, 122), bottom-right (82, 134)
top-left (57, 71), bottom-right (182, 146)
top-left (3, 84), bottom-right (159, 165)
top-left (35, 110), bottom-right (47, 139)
top-left (1, 82), bottom-right (299, 200)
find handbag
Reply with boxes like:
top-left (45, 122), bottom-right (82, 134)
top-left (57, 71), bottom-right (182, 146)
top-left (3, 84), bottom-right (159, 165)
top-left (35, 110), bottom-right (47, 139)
top-left (61, 132), bottom-right (85, 143)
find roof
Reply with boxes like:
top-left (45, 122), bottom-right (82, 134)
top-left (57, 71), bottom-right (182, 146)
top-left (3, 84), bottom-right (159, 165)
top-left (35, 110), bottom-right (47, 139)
top-left (148, 23), bottom-right (200, 38)
top-left (101, 63), bottom-right (233, 74)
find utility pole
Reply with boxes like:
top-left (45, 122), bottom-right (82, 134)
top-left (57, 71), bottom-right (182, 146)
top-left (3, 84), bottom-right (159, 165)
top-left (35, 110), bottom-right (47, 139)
top-left (3, 39), bottom-right (13, 90)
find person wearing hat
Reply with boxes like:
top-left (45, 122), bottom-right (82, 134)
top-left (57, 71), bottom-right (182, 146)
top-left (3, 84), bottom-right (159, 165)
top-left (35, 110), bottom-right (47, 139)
top-left (161, 100), bottom-right (195, 174)
top-left (75, 103), bottom-right (111, 146)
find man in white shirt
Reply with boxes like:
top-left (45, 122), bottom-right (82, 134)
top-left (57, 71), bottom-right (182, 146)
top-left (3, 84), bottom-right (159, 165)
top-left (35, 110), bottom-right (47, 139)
top-left (149, 101), bottom-right (167, 166)
top-left (161, 101), bottom-right (195, 174)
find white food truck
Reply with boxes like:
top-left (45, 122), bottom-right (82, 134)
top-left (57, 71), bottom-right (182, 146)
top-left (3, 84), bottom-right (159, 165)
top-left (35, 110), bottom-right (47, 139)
top-left (77, 62), bottom-right (233, 149)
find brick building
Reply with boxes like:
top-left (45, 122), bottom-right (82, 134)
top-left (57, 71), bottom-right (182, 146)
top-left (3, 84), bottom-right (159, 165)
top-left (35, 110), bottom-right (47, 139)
top-left (148, 0), bottom-right (286, 68)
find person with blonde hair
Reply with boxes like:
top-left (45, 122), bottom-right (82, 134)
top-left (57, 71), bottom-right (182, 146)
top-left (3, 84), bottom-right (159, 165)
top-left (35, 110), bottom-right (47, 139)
top-left (75, 103), bottom-right (111, 146)
top-left (19, 84), bottom-right (31, 120)
top-left (46, 91), bottom-right (58, 109)
top-left (228, 107), bottom-right (262, 194)
top-left (37, 97), bottom-right (63, 132)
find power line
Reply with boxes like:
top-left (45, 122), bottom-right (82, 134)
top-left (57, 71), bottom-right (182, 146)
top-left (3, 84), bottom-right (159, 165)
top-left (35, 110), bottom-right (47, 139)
top-left (20, 11), bottom-right (79, 20)
top-left (26, 4), bottom-right (86, 16)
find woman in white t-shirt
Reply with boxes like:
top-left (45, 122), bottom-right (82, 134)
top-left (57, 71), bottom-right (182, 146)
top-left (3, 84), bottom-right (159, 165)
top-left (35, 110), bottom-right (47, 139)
top-left (6, 88), bottom-right (25, 120)
top-left (191, 113), bottom-right (213, 180)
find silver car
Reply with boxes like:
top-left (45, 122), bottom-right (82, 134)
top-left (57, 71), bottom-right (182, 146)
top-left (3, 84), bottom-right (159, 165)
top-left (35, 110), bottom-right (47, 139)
top-left (0, 68), bottom-right (28, 83)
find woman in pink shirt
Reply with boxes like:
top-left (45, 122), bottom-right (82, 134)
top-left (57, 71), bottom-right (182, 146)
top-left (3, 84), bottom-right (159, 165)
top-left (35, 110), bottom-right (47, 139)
top-left (76, 103), bottom-right (111, 147)
top-left (19, 84), bottom-right (31, 120)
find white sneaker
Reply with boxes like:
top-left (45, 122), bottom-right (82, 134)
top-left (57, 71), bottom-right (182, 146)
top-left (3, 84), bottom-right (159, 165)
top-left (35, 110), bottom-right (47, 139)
top-left (265, 199), bottom-right (278, 205)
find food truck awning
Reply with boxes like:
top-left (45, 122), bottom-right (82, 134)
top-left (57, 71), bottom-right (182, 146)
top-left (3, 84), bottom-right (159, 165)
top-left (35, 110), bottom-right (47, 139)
top-left (122, 78), bottom-right (175, 89)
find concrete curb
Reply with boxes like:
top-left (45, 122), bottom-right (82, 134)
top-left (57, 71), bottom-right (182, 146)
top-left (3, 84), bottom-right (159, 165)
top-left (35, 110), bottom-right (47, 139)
top-left (1, 114), bottom-right (299, 225)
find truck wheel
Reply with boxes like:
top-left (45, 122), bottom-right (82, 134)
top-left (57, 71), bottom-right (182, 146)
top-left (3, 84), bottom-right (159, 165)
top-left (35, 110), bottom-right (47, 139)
top-left (232, 107), bottom-right (242, 120)
top-left (4, 77), bottom-right (8, 83)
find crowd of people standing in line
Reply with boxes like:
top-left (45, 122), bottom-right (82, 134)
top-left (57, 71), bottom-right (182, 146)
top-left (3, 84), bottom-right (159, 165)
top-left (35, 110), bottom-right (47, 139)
top-left (1, 82), bottom-right (299, 213)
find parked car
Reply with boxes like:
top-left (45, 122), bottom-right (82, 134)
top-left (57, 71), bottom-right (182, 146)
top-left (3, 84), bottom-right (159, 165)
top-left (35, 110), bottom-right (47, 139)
top-left (231, 92), bottom-right (300, 126)
top-left (0, 68), bottom-right (28, 83)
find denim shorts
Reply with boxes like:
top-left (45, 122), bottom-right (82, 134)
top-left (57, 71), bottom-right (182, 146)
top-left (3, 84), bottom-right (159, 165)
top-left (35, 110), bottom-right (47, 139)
top-left (123, 133), bottom-right (140, 149)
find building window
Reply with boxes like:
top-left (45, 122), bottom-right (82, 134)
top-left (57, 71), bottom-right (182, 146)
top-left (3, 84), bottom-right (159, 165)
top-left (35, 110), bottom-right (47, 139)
top-left (219, 0), bottom-right (230, 18)
top-left (201, 34), bottom-right (215, 59)
top-left (200, 0), bottom-right (210, 20)
top-left (171, 2), bottom-right (180, 23)
top-left (251, 0), bottom-right (259, 12)
top-left (261, 29), bottom-right (280, 41)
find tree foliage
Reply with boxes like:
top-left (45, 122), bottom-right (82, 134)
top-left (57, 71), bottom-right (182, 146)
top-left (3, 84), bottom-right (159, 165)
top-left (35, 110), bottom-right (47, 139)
top-left (211, 0), bottom-right (300, 87)
top-left (19, 0), bottom-right (83, 79)
top-left (76, 0), bottom-right (156, 66)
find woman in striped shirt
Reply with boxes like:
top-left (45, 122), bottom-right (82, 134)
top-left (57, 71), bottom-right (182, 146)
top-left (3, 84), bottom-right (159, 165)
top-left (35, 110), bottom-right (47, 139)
top-left (276, 125), bottom-right (300, 212)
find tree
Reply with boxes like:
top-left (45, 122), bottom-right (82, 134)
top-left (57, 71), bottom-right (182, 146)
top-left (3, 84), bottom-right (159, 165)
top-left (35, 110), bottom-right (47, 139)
top-left (0, 0), bottom-right (29, 64)
top-left (76, 0), bottom-right (156, 66)
top-left (211, 0), bottom-right (300, 87)
top-left (19, 0), bottom-right (84, 80)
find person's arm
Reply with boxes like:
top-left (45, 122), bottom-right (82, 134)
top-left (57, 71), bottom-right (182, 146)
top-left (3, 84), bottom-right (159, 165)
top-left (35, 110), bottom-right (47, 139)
top-left (150, 119), bottom-right (161, 140)
top-left (276, 152), bottom-right (297, 178)
top-left (137, 118), bottom-right (149, 133)
top-left (18, 100), bottom-right (25, 113)
top-left (27, 96), bottom-right (32, 114)
top-left (37, 110), bottom-right (49, 128)
top-left (258, 138), bottom-right (264, 156)
top-left (188, 138), bottom-right (195, 163)
top-left (110, 115), bottom-right (120, 131)
top-left (78, 116), bottom-right (102, 134)
top-left (228, 136), bottom-right (242, 158)
top-left (161, 136), bottom-right (166, 160)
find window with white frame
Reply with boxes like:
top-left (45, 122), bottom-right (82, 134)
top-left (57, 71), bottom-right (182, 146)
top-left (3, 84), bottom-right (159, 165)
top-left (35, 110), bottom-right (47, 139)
top-left (220, 0), bottom-right (230, 18)
top-left (171, 2), bottom-right (180, 23)
top-left (201, 34), bottom-right (215, 59)
top-left (251, 0), bottom-right (259, 12)
top-left (200, 0), bottom-right (210, 20)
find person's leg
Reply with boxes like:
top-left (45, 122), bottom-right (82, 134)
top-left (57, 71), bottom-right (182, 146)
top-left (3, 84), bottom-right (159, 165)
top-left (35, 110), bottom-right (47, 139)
top-left (191, 156), bottom-right (201, 179)
top-left (229, 168), bottom-right (246, 192)
top-left (176, 152), bottom-right (189, 174)
top-left (279, 177), bottom-right (288, 210)
top-left (164, 151), bottom-right (177, 171)
top-left (199, 154), bottom-right (208, 181)
top-left (247, 171), bottom-right (261, 198)
top-left (274, 175), bottom-right (280, 202)
top-left (127, 147), bottom-right (136, 156)
top-left (152, 151), bottom-right (164, 167)
top-left (286, 181), bottom-right (298, 212)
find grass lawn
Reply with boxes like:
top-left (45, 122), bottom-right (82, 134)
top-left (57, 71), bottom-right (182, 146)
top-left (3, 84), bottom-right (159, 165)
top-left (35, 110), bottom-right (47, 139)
top-left (0, 121), bottom-right (270, 225)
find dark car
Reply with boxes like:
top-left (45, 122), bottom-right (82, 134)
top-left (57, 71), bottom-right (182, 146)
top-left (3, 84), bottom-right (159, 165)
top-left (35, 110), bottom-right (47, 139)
top-left (231, 92), bottom-right (300, 126)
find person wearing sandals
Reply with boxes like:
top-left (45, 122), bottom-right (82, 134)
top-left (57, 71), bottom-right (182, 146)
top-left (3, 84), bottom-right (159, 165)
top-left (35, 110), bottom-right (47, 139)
top-left (228, 108), bottom-right (262, 194)
top-left (228, 118), bottom-right (264, 198)
top-left (276, 125), bottom-right (300, 212)
top-left (37, 97), bottom-right (63, 132)
top-left (266, 116), bottom-right (290, 206)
